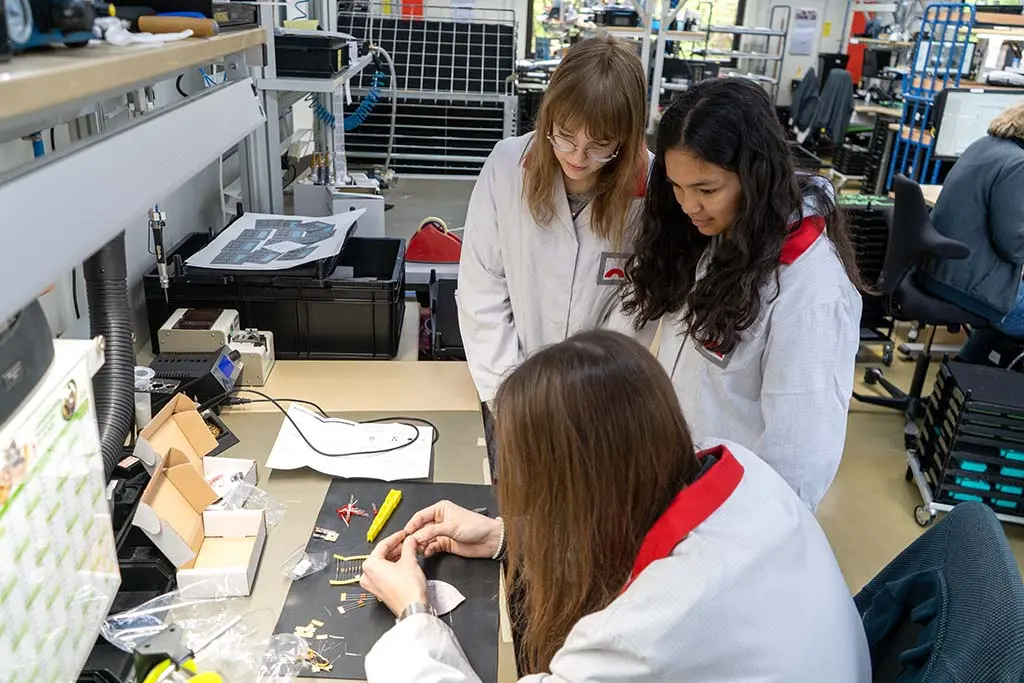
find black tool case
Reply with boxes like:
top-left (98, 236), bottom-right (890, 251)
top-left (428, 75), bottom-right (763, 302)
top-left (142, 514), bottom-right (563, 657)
top-left (144, 224), bottom-right (406, 360)
top-left (275, 31), bottom-right (352, 78)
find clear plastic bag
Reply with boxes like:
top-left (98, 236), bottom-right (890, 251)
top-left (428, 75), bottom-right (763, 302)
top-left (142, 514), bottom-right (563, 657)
top-left (100, 586), bottom-right (306, 682)
top-left (221, 481), bottom-right (287, 528)
top-left (280, 546), bottom-right (329, 580)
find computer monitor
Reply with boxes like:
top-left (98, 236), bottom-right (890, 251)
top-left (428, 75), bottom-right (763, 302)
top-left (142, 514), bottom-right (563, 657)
top-left (933, 88), bottom-right (1024, 159)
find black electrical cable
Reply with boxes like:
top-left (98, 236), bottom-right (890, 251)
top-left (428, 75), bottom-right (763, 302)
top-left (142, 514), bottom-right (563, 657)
top-left (71, 267), bottom-right (81, 319)
top-left (199, 388), bottom-right (440, 455)
top-left (176, 74), bottom-right (188, 98)
top-left (236, 397), bottom-right (329, 417)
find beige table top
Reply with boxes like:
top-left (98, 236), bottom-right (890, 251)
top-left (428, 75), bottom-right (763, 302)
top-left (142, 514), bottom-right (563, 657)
top-left (223, 406), bottom-right (514, 682)
top-left (0, 29), bottom-right (265, 124)
top-left (855, 103), bottom-right (903, 117)
top-left (217, 297), bottom-right (513, 681)
top-left (888, 183), bottom-right (941, 207)
top-left (225, 303), bottom-right (482, 414)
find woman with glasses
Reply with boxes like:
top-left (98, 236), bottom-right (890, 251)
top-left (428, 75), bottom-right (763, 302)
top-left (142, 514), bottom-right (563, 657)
top-left (457, 36), bottom-right (652, 478)
top-left (623, 78), bottom-right (863, 510)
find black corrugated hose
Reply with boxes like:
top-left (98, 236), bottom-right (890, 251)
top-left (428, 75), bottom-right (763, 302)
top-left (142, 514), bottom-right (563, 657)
top-left (83, 232), bottom-right (135, 479)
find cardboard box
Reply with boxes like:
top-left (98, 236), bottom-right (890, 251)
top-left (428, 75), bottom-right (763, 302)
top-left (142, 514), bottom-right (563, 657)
top-left (135, 395), bottom-right (220, 474)
top-left (132, 395), bottom-right (265, 597)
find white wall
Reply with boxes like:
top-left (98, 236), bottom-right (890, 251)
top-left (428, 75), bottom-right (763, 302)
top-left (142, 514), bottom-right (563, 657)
top-left (742, 0), bottom-right (848, 106)
top-left (2, 72), bottom-right (227, 345)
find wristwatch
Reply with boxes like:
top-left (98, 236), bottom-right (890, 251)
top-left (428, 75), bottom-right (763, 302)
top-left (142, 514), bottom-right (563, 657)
top-left (398, 601), bottom-right (437, 623)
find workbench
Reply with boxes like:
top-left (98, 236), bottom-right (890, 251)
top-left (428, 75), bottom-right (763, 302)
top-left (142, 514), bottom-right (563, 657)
top-left (0, 30), bottom-right (264, 125)
top-left (220, 302), bottom-right (515, 682)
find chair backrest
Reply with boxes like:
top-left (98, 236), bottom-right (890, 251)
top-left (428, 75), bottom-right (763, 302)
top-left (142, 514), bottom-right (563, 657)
top-left (876, 174), bottom-right (933, 295)
top-left (855, 502), bottom-right (1024, 683)
top-left (876, 174), bottom-right (970, 296)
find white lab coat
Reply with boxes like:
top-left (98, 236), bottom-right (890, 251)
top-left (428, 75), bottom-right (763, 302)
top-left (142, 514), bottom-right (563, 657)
top-left (364, 440), bottom-right (872, 683)
top-left (659, 229), bottom-right (862, 510)
top-left (457, 133), bottom-right (653, 402)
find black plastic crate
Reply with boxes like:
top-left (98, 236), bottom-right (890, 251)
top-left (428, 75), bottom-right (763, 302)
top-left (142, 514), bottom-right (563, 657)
top-left (275, 32), bottom-right (352, 78)
top-left (78, 555), bottom-right (177, 683)
top-left (144, 232), bottom-right (406, 360)
top-left (918, 361), bottom-right (1024, 516)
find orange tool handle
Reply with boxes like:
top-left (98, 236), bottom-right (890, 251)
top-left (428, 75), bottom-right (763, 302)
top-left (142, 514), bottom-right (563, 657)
top-left (137, 16), bottom-right (220, 36)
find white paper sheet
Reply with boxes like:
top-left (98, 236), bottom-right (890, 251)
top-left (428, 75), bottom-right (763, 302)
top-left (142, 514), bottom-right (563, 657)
top-left (185, 210), bottom-right (365, 270)
top-left (427, 580), bottom-right (466, 616)
top-left (265, 405), bottom-right (433, 481)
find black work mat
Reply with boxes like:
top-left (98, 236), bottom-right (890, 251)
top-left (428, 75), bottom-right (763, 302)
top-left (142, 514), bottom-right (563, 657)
top-left (274, 480), bottom-right (499, 680)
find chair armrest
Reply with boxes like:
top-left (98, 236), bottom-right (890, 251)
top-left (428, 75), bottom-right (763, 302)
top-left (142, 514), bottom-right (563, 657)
top-left (922, 231), bottom-right (970, 260)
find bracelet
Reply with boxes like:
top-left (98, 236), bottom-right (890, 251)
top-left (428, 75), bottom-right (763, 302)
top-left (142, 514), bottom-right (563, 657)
top-left (491, 516), bottom-right (506, 561)
top-left (398, 601), bottom-right (436, 622)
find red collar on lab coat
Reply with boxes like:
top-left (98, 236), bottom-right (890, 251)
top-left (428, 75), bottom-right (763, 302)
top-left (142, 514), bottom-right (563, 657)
top-left (627, 445), bottom-right (744, 587)
top-left (779, 215), bottom-right (826, 264)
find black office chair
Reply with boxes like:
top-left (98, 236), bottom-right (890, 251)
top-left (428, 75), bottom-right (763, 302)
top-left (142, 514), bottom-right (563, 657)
top-left (855, 501), bottom-right (1024, 683)
top-left (853, 175), bottom-right (989, 448)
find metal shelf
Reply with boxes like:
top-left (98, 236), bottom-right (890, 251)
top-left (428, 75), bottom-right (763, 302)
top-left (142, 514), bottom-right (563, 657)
top-left (0, 29), bottom-right (264, 132)
top-left (257, 53), bottom-right (374, 93)
top-left (0, 80), bottom-right (265, 324)
top-left (708, 24), bottom-right (786, 36)
top-left (600, 26), bottom-right (705, 41)
top-left (693, 49), bottom-right (783, 61)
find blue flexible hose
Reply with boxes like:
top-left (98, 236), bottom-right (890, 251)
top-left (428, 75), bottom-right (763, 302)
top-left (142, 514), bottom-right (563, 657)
top-left (306, 93), bottom-right (337, 128)
top-left (343, 71), bottom-right (387, 131)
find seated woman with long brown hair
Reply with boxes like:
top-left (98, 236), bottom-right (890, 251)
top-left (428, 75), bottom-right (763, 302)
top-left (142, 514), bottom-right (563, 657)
top-left (358, 330), bottom-right (871, 682)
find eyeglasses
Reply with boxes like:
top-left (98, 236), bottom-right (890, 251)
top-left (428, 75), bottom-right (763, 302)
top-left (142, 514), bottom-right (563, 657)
top-left (547, 134), bottom-right (620, 164)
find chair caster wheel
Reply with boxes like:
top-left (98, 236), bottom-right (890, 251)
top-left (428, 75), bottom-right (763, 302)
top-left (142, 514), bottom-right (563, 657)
top-left (914, 505), bottom-right (934, 527)
top-left (864, 367), bottom-right (884, 385)
top-left (882, 344), bottom-right (894, 367)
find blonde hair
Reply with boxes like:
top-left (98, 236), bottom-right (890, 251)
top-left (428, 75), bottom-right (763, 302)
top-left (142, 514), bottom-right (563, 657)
top-left (522, 37), bottom-right (648, 245)
top-left (988, 100), bottom-right (1024, 140)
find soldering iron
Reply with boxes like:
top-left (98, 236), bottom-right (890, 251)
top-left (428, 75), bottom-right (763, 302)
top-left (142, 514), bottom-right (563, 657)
top-left (149, 205), bottom-right (170, 302)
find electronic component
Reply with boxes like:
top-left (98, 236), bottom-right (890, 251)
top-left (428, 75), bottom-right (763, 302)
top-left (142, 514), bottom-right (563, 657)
top-left (312, 526), bottom-right (339, 542)
top-left (149, 207), bottom-right (170, 303)
top-left (227, 328), bottom-right (276, 386)
top-left (329, 554), bottom-right (370, 586)
top-left (159, 308), bottom-right (240, 353)
top-left (366, 488), bottom-right (402, 543)
top-left (3, 0), bottom-right (99, 52)
top-left (148, 346), bottom-right (243, 413)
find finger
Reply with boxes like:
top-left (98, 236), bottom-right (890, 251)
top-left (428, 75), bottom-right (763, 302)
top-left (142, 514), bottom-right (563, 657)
top-left (370, 531), bottom-right (405, 559)
top-left (412, 520), bottom-right (456, 547)
top-left (404, 502), bottom-right (446, 534)
top-left (372, 530), bottom-right (407, 560)
top-left (399, 535), bottom-right (420, 565)
top-left (422, 539), bottom-right (445, 558)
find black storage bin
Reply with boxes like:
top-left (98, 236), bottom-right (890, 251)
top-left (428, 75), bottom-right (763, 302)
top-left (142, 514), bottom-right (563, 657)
top-left (918, 361), bottom-right (1024, 517)
top-left (144, 231), bottom-right (406, 360)
top-left (275, 32), bottom-right (351, 78)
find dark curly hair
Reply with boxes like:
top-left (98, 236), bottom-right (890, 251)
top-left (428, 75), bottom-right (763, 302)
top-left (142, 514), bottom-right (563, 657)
top-left (622, 78), bottom-right (862, 353)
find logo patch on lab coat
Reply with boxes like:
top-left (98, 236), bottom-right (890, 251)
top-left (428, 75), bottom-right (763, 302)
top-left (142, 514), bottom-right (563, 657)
top-left (598, 252), bottom-right (630, 285)
top-left (697, 341), bottom-right (733, 369)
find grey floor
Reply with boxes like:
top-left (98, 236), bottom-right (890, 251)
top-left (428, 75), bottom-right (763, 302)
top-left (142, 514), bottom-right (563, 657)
top-left (383, 178), bottom-right (475, 241)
